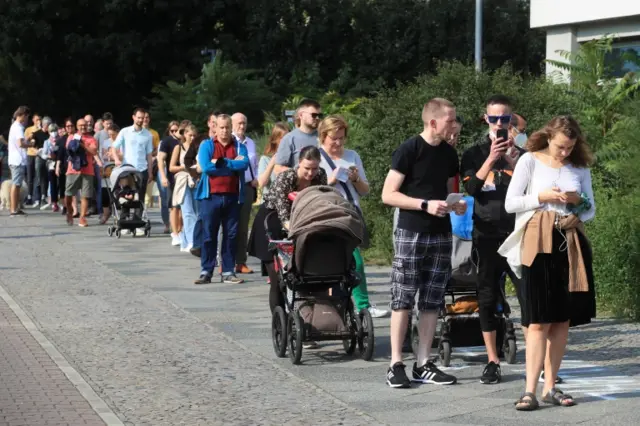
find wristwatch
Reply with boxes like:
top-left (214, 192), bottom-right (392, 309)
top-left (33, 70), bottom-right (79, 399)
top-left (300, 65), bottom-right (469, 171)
top-left (421, 200), bottom-right (428, 211)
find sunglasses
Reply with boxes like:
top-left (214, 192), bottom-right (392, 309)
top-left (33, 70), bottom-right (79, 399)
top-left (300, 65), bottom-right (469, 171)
top-left (306, 112), bottom-right (323, 119)
top-left (487, 115), bottom-right (512, 124)
top-left (170, 128), bottom-right (179, 133)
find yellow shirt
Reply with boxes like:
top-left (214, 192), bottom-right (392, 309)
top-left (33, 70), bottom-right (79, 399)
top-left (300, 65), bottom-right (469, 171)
top-left (148, 128), bottom-right (160, 151)
top-left (25, 125), bottom-right (38, 156)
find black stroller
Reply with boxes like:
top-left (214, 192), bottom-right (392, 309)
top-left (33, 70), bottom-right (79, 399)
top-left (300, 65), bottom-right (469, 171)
top-left (410, 196), bottom-right (517, 366)
top-left (267, 186), bottom-right (374, 365)
top-left (104, 163), bottom-right (151, 238)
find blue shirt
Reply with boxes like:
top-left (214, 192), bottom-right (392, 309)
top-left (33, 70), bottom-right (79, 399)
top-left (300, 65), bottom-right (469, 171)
top-left (112, 125), bottom-right (154, 172)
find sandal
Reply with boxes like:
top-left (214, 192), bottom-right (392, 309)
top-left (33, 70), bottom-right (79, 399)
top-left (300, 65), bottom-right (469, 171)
top-left (542, 388), bottom-right (576, 407)
top-left (515, 392), bottom-right (539, 411)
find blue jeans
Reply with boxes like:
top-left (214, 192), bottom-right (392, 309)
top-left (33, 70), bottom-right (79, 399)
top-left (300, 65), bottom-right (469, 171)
top-left (180, 187), bottom-right (198, 249)
top-left (200, 194), bottom-right (240, 277)
top-left (156, 171), bottom-right (170, 227)
top-left (193, 207), bottom-right (202, 250)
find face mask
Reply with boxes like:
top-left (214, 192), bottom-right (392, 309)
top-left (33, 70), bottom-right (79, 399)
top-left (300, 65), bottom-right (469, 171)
top-left (514, 132), bottom-right (527, 148)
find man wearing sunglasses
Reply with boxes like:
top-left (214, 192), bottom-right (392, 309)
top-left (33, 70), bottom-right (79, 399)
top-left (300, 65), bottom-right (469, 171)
top-left (274, 98), bottom-right (322, 174)
top-left (460, 95), bottom-right (525, 385)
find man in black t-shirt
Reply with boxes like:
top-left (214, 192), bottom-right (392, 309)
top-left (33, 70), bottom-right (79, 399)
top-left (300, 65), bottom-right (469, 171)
top-left (381, 98), bottom-right (467, 389)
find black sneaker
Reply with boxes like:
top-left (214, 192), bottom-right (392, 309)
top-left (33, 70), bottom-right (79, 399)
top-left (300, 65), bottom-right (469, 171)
top-left (10, 210), bottom-right (27, 217)
top-left (412, 361), bottom-right (457, 385)
top-left (194, 274), bottom-right (211, 285)
top-left (190, 247), bottom-right (201, 258)
top-left (480, 361), bottom-right (502, 384)
top-left (386, 362), bottom-right (411, 388)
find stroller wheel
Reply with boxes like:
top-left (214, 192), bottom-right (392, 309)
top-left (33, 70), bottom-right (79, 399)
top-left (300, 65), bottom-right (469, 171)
top-left (107, 227), bottom-right (113, 237)
top-left (358, 308), bottom-right (375, 361)
top-left (439, 340), bottom-right (452, 367)
top-left (144, 229), bottom-right (151, 238)
top-left (271, 306), bottom-right (287, 358)
top-left (504, 338), bottom-right (517, 364)
top-left (115, 229), bottom-right (121, 239)
top-left (287, 311), bottom-right (303, 365)
top-left (342, 304), bottom-right (357, 356)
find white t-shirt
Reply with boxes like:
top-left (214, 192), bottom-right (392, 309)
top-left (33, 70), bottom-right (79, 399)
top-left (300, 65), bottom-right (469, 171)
top-left (318, 148), bottom-right (369, 207)
top-left (8, 121), bottom-right (26, 167)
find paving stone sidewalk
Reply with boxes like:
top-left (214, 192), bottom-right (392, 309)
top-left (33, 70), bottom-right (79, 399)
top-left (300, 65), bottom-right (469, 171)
top-left (1, 209), bottom-right (640, 425)
top-left (0, 292), bottom-right (107, 426)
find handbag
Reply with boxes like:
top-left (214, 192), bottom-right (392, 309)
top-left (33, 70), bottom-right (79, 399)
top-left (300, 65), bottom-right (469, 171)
top-left (319, 148), bottom-right (370, 249)
top-left (248, 160), bottom-right (257, 203)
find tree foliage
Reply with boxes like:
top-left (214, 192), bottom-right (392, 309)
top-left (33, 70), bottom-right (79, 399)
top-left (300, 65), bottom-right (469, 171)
top-left (149, 55), bottom-right (276, 131)
top-left (0, 0), bottom-right (544, 127)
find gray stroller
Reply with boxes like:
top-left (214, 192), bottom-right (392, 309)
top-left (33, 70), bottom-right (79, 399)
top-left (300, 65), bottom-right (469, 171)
top-left (104, 163), bottom-right (151, 238)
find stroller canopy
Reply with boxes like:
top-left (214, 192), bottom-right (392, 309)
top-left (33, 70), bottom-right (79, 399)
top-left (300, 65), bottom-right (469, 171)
top-left (109, 164), bottom-right (143, 189)
top-left (289, 185), bottom-right (364, 272)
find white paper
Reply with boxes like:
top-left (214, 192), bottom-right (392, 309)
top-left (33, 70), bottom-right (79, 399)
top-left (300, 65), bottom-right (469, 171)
top-left (445, 193), bottom-right (463, 206)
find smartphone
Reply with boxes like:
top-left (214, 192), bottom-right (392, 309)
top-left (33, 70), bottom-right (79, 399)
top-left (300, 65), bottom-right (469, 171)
top-left (496, 128), bottom-right (509, 142)
top-left (445, 193), bottom-right (464, 206)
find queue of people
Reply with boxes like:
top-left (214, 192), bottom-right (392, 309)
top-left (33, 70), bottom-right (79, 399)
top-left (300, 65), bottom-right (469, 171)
top-left (5, 94), bottom-right (596, 410)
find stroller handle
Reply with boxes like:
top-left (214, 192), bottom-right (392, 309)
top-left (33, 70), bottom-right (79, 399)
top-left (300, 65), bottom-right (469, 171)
top-left (264, 210), bottom-right (287, 240)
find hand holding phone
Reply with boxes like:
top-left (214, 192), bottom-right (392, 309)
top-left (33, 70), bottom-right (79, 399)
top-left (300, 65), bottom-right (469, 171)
top-left (445, 193), bottom-right (464, 206)
top-left (335, 166), bottom-right (349, 183)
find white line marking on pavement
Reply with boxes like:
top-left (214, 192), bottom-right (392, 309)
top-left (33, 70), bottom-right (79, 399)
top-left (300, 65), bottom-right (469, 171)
top-left (0, 284), bottom-right (125, 426)
top-left (445, 342), bottom-right (640, 401)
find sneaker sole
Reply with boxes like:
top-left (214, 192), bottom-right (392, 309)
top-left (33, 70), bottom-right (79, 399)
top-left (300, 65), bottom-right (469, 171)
top-left (386, 380), bottom-right (412, 389)
top-left (480, 378), bottom-right (501, 384)
top-left (411, 377), bottom-right (457, 385)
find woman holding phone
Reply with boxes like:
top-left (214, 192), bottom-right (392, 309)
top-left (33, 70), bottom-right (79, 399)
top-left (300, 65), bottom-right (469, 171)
top-left (318, 115), bottom-right (389, 319)
top-left (501, 116), bottom-right (596, 411)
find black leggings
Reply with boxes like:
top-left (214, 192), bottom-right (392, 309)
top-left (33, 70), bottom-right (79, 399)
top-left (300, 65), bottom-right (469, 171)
top-left (266, 262), bottom-right (284, 314)
top-left (475, 236), bottom-right (521, 332)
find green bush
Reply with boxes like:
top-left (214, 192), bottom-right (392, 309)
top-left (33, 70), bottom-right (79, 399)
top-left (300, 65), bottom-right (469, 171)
top-left (349, 61), bottom-right (577, 262)
top-left (588, 184), bottom-right (640, 319)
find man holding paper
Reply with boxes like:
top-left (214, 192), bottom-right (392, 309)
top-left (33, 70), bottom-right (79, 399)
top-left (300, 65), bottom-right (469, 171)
top-left (381, 98), bottom-right (467, 389)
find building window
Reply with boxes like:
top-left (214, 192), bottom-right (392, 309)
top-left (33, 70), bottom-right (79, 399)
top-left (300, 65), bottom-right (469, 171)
top-left (606, 40), bottom-right (640, 78)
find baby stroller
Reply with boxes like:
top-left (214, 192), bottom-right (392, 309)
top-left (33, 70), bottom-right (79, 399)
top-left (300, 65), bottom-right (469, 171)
top-left (104, 163), bottom-right (151, 238)
top-left (410, 196), bottom-right (517, 366)
top-left (267, 186), bottom-right (374, 365)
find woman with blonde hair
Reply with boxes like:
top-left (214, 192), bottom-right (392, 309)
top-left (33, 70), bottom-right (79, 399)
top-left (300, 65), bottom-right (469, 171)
top-left (317, 115), bottom-right (389, 319)
top-left (501, 116), bottom-right (596, 411)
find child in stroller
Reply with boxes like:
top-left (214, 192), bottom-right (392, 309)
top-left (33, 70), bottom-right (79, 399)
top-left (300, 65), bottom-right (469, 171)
top-left (105, 164), bottom-right (151, 238)
top-left (114, 176), bottom-right (140, 221)
top-left (268, 186), bottom-right (375, 365)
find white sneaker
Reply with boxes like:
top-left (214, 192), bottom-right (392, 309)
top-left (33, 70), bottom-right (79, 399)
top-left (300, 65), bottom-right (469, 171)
top-left (171, 233), bottom-right (181, 246)
top-left (40, 202), bottom-right (51, 211)
top-left (303, 341), bottom-right (319, 349)
top-left (135, 228), bottom-right (146, 236)
top-left (368, 305), bottom-right (390, 318)
top-left (122, 229), bottom-right (131, 235)
top-left (180, 245), bottom-right (193, 253)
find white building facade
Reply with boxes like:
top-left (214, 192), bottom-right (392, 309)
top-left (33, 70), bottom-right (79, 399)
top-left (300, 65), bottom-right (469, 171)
top-left (531, 0), bottom-right (640, 77)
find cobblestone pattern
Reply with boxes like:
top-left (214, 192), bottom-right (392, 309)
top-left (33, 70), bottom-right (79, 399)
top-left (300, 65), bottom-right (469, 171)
top-left (0, 215), bottom-right (377, 426)
top-left (0, 296), bottom-right (106, 426)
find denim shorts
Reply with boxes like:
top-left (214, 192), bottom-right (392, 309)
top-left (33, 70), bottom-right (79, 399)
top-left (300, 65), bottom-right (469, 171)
top-left (390, 229), bottom-right (452, 312)
top-left (9, 165), bottom-right (26, 186)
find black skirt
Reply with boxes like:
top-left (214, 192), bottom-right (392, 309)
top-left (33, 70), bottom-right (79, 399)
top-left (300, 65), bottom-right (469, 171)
top-left (520, 228), bottom-right (596, 328)
top-left (248, 204), bottom-right (285, 265)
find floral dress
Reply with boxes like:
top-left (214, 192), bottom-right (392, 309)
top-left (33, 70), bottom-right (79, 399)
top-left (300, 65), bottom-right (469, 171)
top-left (263, 167), bottom-right (328, 224)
